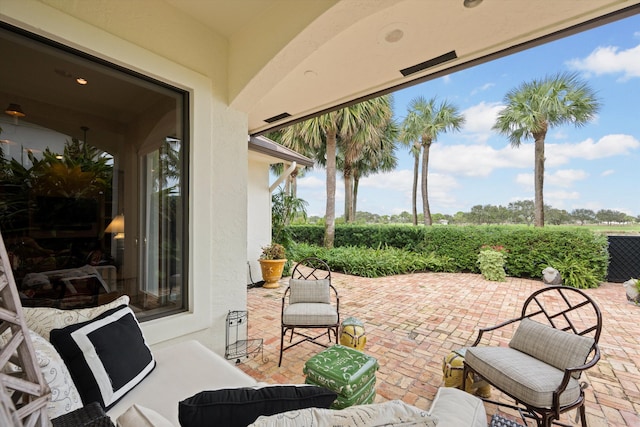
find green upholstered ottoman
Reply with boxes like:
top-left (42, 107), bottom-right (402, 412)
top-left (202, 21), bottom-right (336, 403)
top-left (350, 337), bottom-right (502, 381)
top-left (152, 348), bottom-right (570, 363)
top-left (303, 344), bottom-right (378, 409)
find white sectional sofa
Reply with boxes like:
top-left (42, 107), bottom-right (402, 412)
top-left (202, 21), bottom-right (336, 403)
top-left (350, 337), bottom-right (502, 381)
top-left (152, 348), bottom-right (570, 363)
top-left (17, 297), bottom-right (487, 427)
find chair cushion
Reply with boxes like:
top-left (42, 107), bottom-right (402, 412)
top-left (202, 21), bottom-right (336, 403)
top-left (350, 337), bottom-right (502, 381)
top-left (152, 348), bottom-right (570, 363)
top-left (465, 346), bottom-right (582, 408)
top-left (289, 279), bottom-right (330, 304)
top-left (509, 318), bottom-right (595, 375)
top-left (283, 303), bottom-right (338, 326)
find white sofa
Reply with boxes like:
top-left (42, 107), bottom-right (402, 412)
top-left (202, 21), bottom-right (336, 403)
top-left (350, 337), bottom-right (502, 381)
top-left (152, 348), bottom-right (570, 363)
top-left (18, 297), bottom-right (487, 427)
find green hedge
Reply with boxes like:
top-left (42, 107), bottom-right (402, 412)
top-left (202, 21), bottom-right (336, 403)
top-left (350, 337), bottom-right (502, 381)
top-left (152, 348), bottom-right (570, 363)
top-left (287, 224), bottom-right (609, 287)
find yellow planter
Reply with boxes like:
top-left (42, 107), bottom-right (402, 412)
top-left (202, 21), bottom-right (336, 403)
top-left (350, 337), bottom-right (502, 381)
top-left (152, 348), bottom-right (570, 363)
top-left (259, 259), bottom-right (287, 289)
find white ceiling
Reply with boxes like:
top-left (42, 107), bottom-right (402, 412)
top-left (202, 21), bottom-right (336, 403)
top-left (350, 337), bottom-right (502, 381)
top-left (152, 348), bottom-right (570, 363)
top-left (160, 0), bottom-right (640, 134)
top-left (3, 0), bottom-right (640, 138)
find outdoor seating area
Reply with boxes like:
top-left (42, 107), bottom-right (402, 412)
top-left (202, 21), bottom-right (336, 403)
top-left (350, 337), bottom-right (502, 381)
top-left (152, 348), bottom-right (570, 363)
top-left (239, 271), bottom-right (640, 426)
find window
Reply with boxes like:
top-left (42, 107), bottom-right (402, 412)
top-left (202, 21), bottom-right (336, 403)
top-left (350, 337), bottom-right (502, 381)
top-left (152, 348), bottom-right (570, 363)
top-left (0, 24), bottom-right (188, 320)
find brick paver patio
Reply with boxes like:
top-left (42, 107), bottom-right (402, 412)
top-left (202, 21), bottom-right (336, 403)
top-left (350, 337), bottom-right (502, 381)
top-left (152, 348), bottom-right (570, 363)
top-left (237, 272), bottom-right (640, 426)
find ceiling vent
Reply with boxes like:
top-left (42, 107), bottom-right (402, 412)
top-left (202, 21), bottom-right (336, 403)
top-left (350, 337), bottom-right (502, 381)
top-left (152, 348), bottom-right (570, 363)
top-left (400, 50), bottom-right (458, 77)
top-left (264, 112), bottom-right (291, 123)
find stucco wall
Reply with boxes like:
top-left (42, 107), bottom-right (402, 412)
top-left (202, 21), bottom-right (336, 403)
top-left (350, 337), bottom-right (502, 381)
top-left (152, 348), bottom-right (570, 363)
top-left (247, 157), bottom-right (274, 285)
top-left (0, 0), bottom-right (249, 354)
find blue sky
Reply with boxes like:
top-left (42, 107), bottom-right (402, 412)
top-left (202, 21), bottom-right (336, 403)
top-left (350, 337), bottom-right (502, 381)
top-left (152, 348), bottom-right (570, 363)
top-left (294, 13), bottom-right (640, 218)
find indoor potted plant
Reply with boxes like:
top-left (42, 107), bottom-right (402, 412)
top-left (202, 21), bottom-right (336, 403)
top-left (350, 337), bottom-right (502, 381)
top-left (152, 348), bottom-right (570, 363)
top-left (258, 243), bottom-right (287, 289)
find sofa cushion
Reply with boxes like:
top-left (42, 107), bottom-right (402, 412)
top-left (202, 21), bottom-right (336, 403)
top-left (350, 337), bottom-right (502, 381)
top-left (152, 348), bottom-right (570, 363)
top-left (23, 295), bottom-right (130, 340)
top-left (289, 279), bottom-right (331, 304)
top-left (509, 318), bottom-right (595, 375)
top-left (117, 404), bottom-right (174, 427)
top-left (248, 399), bottom-right (438, 427)
top-left (428, 386), bottom-right (486, 427)
top-left (50, 305), bottom-right (155, 410)
top-left (178, 384), bottom-right (337, 427)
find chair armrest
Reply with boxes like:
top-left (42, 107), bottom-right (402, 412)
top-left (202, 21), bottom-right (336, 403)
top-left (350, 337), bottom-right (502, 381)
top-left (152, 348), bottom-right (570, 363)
top-left (470, 317), bottom-right (523, 346)
top-left (555, 344), bottom-right (601, 402)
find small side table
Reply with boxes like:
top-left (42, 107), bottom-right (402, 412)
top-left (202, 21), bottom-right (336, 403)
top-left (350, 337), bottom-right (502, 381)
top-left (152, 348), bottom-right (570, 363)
top-left (225, 310), bottom-right (264, 364)
top-left (303, 345), bottom-right (378, 409)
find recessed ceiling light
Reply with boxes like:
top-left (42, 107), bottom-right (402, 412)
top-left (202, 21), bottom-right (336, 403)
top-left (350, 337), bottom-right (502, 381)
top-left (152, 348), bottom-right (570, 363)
top-left (385, 29), bottom-right (404, 43)
top-left (464, 0), bottom-right (483, 8)
top-left (76, 77), bottom-right (88, 85)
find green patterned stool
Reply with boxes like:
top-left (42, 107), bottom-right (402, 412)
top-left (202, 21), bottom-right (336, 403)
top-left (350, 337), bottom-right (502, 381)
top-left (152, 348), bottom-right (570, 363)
top-left (303, 344), bottom-right (378, 409)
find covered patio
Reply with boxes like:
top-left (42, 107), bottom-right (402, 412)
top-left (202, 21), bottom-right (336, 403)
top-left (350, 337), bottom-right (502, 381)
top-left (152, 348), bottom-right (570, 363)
top-left (239, 272), bottom-right (640, 426)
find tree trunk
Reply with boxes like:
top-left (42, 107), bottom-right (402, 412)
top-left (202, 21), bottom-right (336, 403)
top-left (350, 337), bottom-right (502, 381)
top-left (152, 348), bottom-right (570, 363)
top-left (324, 131), bottom-right (337, 248)
top-left (421, 141), bottom-right (432, 226)
top-left (353, 174), bottom-right (360, 220)
top-left (412, 145), bottom-right (419, 226)
top-left (534, 130), bottom-right (546, 227)
top-left (343, 165), bottom-right (353, 223)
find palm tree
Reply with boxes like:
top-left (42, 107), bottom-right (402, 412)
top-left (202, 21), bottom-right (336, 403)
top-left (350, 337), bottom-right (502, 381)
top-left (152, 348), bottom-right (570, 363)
top-left (400, 97), bottom-right (465, 226)
top-left (493, 72), bottom-right (600, 227)
top-left (281, 107), bottom-right (368, 248)
top-left (350, 120), bottom-right (398, 218)
top-left (338, 95), bottom-right (395, 222)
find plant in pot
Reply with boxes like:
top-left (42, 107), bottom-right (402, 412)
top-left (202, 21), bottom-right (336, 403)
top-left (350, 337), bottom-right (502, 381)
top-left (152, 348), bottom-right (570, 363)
top-left (258, 242), bottom-right (287, 289)
top-left (623, 278), bottom-right (640, 306)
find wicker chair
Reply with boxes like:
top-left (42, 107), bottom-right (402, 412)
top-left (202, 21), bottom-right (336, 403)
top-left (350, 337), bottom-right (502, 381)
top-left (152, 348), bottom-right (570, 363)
top-left (278, 257), bottom-right (339, 367)
top-left (462, 286), bottom-right (602, 427)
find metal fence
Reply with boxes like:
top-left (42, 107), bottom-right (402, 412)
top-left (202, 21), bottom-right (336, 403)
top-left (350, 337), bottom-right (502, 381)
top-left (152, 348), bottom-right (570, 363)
top-left (607, 236), bottom-right (640, 283)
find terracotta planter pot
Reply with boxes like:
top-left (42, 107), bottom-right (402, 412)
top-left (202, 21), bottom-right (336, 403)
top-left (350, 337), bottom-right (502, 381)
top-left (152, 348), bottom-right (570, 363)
top-left (259, 259), bottom-right (287, 289)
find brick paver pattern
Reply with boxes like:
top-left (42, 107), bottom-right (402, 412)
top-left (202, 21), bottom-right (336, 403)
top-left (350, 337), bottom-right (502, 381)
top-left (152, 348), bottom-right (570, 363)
top-left (237, 272), bottom-right (640, 427)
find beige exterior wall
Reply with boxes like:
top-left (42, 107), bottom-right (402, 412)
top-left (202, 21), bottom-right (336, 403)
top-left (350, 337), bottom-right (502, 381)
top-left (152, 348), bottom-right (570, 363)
top-left (0, 0), bottom-right (248, 354)
top-left (247, 156), bottom-right (273, 285)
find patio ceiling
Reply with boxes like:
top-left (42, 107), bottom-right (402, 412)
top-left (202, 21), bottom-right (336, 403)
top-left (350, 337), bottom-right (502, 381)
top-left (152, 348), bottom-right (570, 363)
top-left (10, 0), bottom-right (640, 137)
top-left (162, 0), bottom-right (640, 135)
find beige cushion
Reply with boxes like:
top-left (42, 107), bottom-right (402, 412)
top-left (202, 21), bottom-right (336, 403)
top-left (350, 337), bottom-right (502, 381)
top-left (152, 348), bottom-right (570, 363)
top-left (289, 279), bottom-right (330, 304)
top-left (428, 386), bottom-right (486, 427)
top-left (116, 404), bottom-right (173, 427)
top-left (509, 318), bottom-right (595, 374)
top-left (249, 400), bottom-right (438, 427)
top-left (465, 346), bottom-right (581, 408)
top-left (283, 303), bottom-right (338, 326)
top-left (22, 295), bottom-right (130, 340)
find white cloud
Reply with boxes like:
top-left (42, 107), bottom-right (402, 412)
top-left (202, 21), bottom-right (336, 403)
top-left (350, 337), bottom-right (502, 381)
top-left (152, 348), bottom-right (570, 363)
top-left (546, 134), bottom-right (640, 166)
top-left (545, 190), bottom-right (581, 210)
top-left (515, 173), bottom-right (533, 190)
top-left (546, 169), bottom-right (589, 187)
top-left (601, 169), bottom-right (615, 177)
top-left (442, 75), bottom-right (452, 84)
top-left (470, 83), bottom-right (495, 96)
top-left (460, 101), bottom-right (504, 142)
top-left (431, 142), bottom-right (531, 177)
top-left (567, 44), bottom-right (640, 80)
top-left (297, 175), bottom-right (325, 189)
top-left (515, 170), bottom-right (587, 189)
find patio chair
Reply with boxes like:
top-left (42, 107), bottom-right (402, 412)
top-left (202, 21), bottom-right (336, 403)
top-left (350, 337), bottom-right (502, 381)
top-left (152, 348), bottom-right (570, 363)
top-left (279, 257), bottom-right (339, 367)
top-left (462, 285), bottom-right (602, 427)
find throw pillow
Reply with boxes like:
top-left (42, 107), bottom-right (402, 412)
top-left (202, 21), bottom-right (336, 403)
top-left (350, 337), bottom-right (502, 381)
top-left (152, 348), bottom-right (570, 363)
top-left (50, 305), bottom-right (155, 410)
top-left (2, 330), bottom-right (83, 419)
top-left (22, 295), bottom-right (130, 340)
top-left (178, 384), bottom-right (337, 427)
top-left (509, 318), bottom-right (595, 374)
top-left (288, 279), bottom-right (330, 304)
top-left (117, 404), bottom-right (174, 427)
